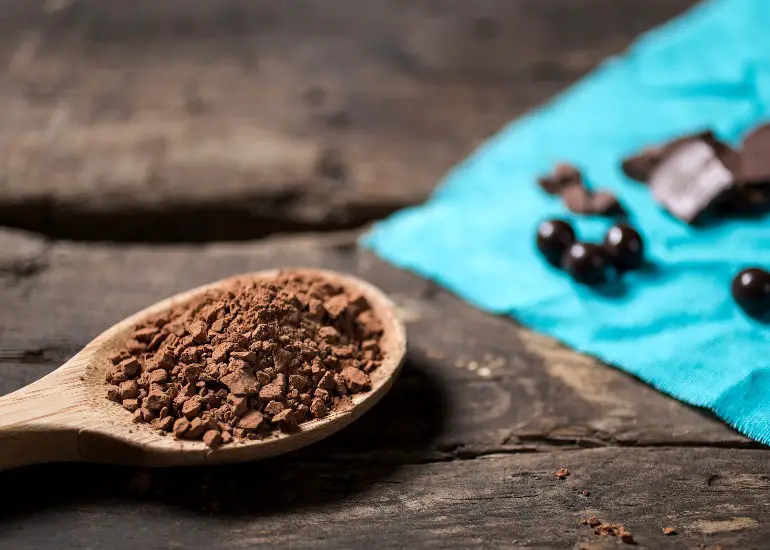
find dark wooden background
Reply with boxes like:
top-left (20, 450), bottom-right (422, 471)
top-left (2, 1), bottom-right (768, 548)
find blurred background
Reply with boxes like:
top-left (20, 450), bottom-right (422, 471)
top-left (0, 0), bottom-right (696, 242)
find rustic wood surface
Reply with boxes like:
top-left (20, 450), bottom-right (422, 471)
top-left (1, 230), bottom-right (767, 549)
top-left (0, 0), bottom-right (696, 241)
top-left (3, 0), bottom-right (768, 548)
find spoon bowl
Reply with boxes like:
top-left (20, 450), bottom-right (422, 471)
top-left (0, 269), bottom-right (406, 470)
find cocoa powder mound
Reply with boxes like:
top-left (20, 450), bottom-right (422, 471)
top-left (104, 272), bottom-right (384, 447)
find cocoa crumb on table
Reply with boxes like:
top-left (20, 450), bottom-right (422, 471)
top-left (103, 272), bottom-right (385, 447)
top-left (554, 468), bottom-right (570, 479)
top-left (581, 516), bottom-right (634, 544)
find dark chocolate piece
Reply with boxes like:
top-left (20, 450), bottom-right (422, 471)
top-left (561, 185), bottom-right (623, 216)
top-left (536, 219), bottom-right (576, 266)
top-left (719, 185), bottom-right (770, 216)
top-left (739, 123), bottom-right (770, 185)
top-left (622, 146), bottom-right (664, 183)
top-left (603, 224), bottom-right (644, 271)
top-left (622, 131), bottom-right (728, 184)
top-left (538, 163), bottom-right (582, 195)
top-left (649, 139), bottom-right (735, 223)
top-left (589, 191), bottom-right (625, 216)
top-left (561, 184), bottom-right (591, 213)
top-left (562, 243), bottom-right (612, 285)
top-left (732, 267), bottom-right (770, 317)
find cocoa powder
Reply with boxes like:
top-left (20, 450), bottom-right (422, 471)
top-left (104, 272), bottom-right (384, 447)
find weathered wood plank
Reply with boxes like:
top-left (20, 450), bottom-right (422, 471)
top-left (0, 228), bottom-right (751, 453)
top-left (0, 447), bottom-right (767, 549)
top-left (0, 0), bottom-right (696, 240)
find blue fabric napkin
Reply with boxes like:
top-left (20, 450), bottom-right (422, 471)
top-left (365, 0), bottom-right (770, 444)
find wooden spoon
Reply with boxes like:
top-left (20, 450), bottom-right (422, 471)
top-left (0, 269), bottom-right (406, 470)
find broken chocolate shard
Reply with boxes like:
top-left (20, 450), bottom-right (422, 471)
top-left (538, 163), bottom-right (582, 195)
top-left (622, 130), bottom-right (724, 184)
top-left (561, 184), bottom-right (591, 213)
top-left (740, 123), bottom-right (770, 185)
top-left (649, 139), bottom-right (735, 223)
top-left (589, 191), bottom-right (624, 216)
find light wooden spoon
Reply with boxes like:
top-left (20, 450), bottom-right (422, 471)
top-left (0, 269), bottom-right (406, 470)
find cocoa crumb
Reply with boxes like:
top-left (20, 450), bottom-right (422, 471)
top-left (555, 468), bottom-right (570, 479)
top-left (173, 418), bottom-right (190, 438)
top-left (581, 517), bottom-right (634, 544)
top-left (202, 430), bottom-right (223, 448)
top-left (105, 272), bottom-right (385, 445)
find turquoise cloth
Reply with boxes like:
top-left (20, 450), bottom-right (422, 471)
top-left (365, 0), bottom-right (770, 444)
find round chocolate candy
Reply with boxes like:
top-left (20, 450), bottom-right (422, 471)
top-left (731, 268), bottom-right (770, 317)
top-left (562, 242), bottom-right (611, 285)
top-left (603, 224), bottom-right (644, 271)
top-left (536, 219), bottom-right (576, 266)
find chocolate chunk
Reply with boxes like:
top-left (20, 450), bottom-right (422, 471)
top-left (272, 409), bottom-right (299, 432)
top-left (731, 268), bottom-right (770, 317)
top-left (719, 186), bottom-right (770, 215)
top-left (536, 219), bottom-right (575, 267)
top-left (740, 123), bottom-right (770, 185)
top-left (237, 411), bottom-right (265, 431)
top-left (231, 350), bottom-right (256, 363)
top-left (259, 382), bottom-right (284, 401)
top-left (289, 374), bottom-right (310, 392)
top-left (148, 369), bottom-right (168, 384)
top-left (650, 139), bottom-right (735, 222)
top-left (588, 191), bottom-right (624, 216)
top-left (561, 185), bottom-right (622, 216)
top-left (318, 371), bottom-right (336, 391)
top-left (227, 394), bottom-right (247, 417)
top-left (133, 327), bottom-right (158, 343)
top-left (144, 390), bottom-right (170, 412)
top-left (220, 370), bottom-right (260, 396)
top-left (538, 163), bottom-right (582, 195)
top-left (562, 243), bottom-right (612, 285)
top-left (152, 416), bottom-right (172, 432)
top-left (211, 342), bottom-right (237, 363)
top-left (118, 380), bottom-right (140, 400)
top-left (603, 224), bottom-right (644, 271)
top-left (188, 321), bottom-right (208, 344)
top-left (561, 184), bottom-right (591, 213)
top-left (202, 430), bottom-right (223, 449)
top-left (118, 357), bottom-right (140, 377)
top-left (122, 398), bottom-right (140, 412)
top-left (264, 400), bottom-right (285, 416)
top-left (310, 398), bottom-right (328, 418)
top-left (341, 367), bottom-right (370, 392)
top-left (622, 131), bottom-right (722, 184)
top-left (622, 146), bottom-right (664, 183)
top-left (323, 295), bottom-right (349, 319)
top-left (179, 347), bottom-right (200, 363)
top-left (181, 398), bottom-right (202, 419)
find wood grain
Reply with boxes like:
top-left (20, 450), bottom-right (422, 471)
top-left (0, 0), bottom-right (696, 240)
top-left (0, 446), bottom-right (767, 549)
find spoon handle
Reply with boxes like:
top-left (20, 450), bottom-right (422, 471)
top-left (0, 380), bottom-right (82, 470)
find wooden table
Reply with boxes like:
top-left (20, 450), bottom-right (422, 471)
top-left (1, 1), bottom-right (767, 548)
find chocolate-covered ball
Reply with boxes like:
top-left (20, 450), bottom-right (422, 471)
top-left (536, 219), bottom-right (576, 266)
top-left (732, 268), bottom-right (770, 317)
top-left (603, 224), bottom-right (644, 271)
top-left (563, 242), bottom-right (611, 285)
